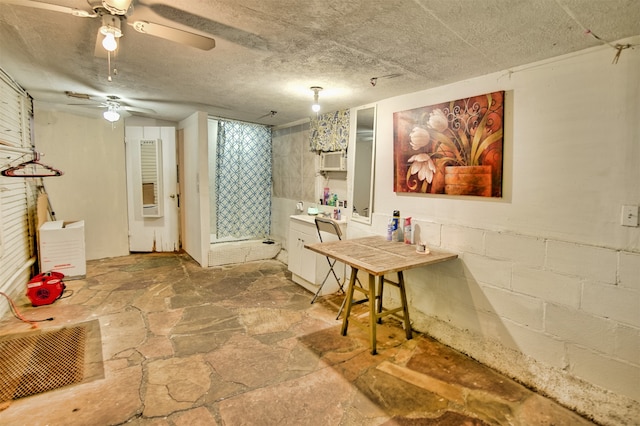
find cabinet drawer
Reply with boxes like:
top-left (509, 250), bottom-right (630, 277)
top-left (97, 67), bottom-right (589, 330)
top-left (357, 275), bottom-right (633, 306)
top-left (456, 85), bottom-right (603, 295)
top-left (289, 219), bottom-right (319, 238)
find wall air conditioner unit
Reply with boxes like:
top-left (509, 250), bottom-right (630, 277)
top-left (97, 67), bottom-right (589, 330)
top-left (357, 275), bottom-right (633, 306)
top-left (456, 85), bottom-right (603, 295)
top-left (320, 151), bottom-right (347, 171)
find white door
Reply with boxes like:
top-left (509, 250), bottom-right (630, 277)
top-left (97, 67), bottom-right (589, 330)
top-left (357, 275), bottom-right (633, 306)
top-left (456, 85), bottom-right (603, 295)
top-left (125, 126), bottom-right (179, 252)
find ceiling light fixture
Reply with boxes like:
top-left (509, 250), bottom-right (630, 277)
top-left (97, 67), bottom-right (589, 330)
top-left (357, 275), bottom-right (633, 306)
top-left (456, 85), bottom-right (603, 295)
top-left (310, 86), bottom-right (323, 113)
top-left (102, 31), bottom-right (118, 51)
top-left (103, 109), bottom-right (120, 122)
top-left (100, 15), bottom-right (123, 52)
top-left (103, 101), bottom-right (121, 122)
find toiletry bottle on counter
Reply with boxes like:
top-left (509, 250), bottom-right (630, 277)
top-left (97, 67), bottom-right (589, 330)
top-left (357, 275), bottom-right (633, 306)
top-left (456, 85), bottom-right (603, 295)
top-left (386, 219), bottom-right (393, 241)
top-left (391, 210), bottom-right (400, 241)
top-left (404, 217), bottom-right (412, 244)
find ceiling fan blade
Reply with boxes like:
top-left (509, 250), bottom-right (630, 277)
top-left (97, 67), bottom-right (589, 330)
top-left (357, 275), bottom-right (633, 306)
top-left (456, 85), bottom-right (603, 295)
top-left (129, 20), bottom-right (215, 50)
top-left (0, 0), bottom-right (96, 17)
top-left (67, 103), bottom-right (105, 107)
top-left (122, 105), bottom-right (155, 114)
top-left (65, 91), bottom-right (92, 100)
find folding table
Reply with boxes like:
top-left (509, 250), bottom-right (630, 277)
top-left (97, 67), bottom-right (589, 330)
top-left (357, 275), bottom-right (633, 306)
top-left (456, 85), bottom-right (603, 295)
top-left (305, 235), bottom-right (458, 354)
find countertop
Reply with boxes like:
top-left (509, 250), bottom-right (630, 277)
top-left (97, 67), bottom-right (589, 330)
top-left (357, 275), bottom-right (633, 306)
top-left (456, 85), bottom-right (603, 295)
top-left (290, 214), bottom-right (348, 225)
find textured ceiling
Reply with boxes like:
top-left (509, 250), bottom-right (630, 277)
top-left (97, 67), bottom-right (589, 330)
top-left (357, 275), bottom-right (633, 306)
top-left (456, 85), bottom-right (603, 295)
top-left (0, 0), bottom-right (638, 126)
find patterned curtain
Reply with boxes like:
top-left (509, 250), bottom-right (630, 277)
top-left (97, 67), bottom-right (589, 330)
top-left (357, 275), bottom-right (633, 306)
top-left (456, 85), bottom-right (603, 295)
top-left (216, 120), bottom-right (272, 239)
top-left (309, 109), bottom-right (350, 151)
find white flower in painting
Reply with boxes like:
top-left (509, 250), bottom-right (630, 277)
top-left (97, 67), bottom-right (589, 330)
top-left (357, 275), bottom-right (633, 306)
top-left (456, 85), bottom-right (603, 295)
top-left (427, 109), bottom-right (448, 132)
top-left (409, 127), bottom-right (430, 150)
top-left (408, 153), bottom-right (436, 183)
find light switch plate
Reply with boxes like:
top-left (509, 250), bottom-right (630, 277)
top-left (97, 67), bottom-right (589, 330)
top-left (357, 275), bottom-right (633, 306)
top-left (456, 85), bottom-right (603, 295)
top-left (621, 205), bottom-right (639, 227)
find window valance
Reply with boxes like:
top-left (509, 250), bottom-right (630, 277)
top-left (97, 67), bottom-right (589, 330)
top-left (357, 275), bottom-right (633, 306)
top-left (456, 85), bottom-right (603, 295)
top-left (309, 109), bottom-right (350, 152)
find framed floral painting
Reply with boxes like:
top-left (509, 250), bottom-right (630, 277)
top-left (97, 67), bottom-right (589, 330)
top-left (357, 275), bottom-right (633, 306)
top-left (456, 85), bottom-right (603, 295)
top-left (393, 91), bottom-right (504, 197)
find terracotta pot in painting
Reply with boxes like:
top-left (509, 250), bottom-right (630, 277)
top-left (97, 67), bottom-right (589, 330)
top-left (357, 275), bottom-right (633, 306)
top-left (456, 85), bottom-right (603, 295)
top-left (444, 165), bottom-right (492, 197)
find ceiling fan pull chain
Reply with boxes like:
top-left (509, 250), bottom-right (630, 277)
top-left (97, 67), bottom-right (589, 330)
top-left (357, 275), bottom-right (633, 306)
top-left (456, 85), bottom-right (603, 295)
top-left (107, 51), bottom-right (112, 82)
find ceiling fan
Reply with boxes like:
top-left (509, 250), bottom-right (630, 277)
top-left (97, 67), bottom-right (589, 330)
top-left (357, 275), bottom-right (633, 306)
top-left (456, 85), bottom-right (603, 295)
top-left (0, 0), bottom-right (216, 52)
top-left (65, 91), bottom-right (155, 122)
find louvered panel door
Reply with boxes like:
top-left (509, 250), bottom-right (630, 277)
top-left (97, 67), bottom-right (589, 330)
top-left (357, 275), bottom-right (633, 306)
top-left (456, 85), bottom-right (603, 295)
top-left (0, 69), bottom-right (38, 313)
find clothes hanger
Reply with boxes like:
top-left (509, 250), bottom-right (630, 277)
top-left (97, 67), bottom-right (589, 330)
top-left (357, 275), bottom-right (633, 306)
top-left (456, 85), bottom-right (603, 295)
top-left (0, 151), bottom-right (63, 177)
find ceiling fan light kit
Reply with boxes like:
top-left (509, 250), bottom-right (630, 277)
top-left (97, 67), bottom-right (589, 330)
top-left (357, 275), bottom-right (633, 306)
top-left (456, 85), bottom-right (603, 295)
top-left (103, 109), bottom-right (120, 122)
top-left (100, 14), bottom-right (122, 52)
top-left (103, 100), bottom-right (121, 122)
top-left (311, 86), bottom-right (322, 113)
top-left (1, 0), bottom-right (216, 56)
top-left (2, 0), bottom-right (217, 121)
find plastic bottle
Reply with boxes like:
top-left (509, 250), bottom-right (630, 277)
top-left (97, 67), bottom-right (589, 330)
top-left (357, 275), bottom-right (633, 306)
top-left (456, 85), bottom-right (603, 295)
top-left (391, 210), bottom-right (400, 241)
top-left (404, 217), bottom-right (412, 244)
top-left (386, 219), bottom-right (393, 241)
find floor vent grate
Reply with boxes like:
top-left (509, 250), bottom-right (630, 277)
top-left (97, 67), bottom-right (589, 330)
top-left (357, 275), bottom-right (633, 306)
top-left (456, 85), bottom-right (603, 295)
top-left (0, 325), bottom-right (86, 401)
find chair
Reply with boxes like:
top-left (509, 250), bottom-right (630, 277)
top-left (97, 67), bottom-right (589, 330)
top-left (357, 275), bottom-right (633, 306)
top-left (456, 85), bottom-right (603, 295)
top-left (312, 216), bottom-right (365, 319)
top-left (311, 216), bottom-right (344, 305)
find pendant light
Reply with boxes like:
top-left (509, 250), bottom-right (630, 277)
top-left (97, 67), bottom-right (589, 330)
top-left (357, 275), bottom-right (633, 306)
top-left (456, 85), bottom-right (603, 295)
top-left (311, 86), bottom-right (322, 112)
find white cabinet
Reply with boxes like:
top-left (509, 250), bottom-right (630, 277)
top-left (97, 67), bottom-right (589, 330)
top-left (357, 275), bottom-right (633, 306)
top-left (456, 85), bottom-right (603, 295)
top-left (288, 215), bottom-right (347, 296)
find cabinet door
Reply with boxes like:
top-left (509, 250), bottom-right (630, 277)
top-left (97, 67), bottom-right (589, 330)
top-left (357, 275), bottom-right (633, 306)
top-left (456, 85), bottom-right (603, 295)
top-left (299, 244), bottom-right (318, 284)
top-left (288, 228), bottom-right (303, 275)
top-left (296, 228), bottom-right (319, 284)
top-left (289, 219), bottom-right (324, 284)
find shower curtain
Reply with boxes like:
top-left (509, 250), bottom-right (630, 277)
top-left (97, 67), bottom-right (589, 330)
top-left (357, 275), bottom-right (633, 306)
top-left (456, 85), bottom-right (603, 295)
top-left (215, 120), bottom-right (272, 240)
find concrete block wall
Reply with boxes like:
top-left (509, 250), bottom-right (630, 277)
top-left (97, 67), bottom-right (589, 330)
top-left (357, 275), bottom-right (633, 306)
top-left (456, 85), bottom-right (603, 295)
top-left (272, 40), bottom-right (640, 425)
top-left (345, 39), bottom-right (640, 425)
top-left (398, 219), bottom-right (640, 424)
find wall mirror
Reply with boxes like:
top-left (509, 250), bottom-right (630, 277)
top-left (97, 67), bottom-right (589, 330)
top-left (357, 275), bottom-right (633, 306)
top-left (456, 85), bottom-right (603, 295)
top-left (140, 138), bottom-right (163, 218)
top-left (351, 105), bottom-right (376, 224)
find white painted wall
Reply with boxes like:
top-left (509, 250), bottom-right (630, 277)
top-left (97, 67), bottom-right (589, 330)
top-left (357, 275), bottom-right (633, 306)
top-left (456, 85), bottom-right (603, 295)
top-left (342, 41), bottom-right (639, 424)
top-left (33, 108), bottom-right (129, 260)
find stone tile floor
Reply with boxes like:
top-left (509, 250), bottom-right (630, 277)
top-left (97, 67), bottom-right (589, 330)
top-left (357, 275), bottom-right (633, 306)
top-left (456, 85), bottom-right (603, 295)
top-left (0, 252), bottom-right (595, 425)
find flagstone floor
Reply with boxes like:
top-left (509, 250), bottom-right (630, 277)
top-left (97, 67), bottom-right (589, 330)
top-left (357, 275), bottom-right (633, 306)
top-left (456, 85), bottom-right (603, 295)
top-left (0, 252), bottom-right (595, 425)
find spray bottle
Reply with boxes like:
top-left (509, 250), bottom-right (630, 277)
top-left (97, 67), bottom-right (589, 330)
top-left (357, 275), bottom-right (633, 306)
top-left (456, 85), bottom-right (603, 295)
top-left (404, 217), bottom-right (412, 244)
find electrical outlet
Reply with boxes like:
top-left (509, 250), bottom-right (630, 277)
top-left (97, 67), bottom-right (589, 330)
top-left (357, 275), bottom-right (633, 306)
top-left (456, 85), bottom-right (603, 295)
top-left (621, 205), bottom-right (639, 227)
